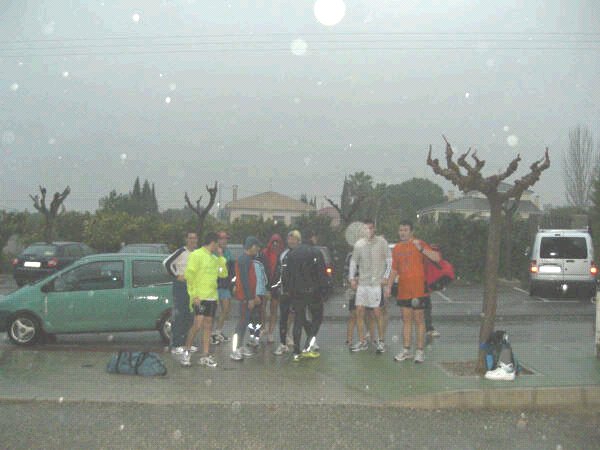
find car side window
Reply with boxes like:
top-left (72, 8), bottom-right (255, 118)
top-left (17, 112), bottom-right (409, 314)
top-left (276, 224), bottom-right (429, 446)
top-left (132, 260), bottom-right (172, 288)
top-left (54, 261), bottom-right (124, 292)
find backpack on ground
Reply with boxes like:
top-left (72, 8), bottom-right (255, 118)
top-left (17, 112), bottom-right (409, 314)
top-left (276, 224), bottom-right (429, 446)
top-left (106, 351), bottom-right (167, 376)
top-left (480, 330), bottom-right (519, 373)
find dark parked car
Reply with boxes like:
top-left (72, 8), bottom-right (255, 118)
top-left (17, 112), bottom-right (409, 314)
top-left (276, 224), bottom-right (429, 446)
top-left (119, 243), bottom-right (170, 254)
top-left (12, 242), bottom-right (96, 287)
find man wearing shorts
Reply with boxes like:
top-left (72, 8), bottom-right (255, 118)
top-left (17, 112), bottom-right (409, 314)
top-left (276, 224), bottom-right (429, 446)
top-left (386, 221), bottom-right (440, 363)
top-left (349, 219), bottom-right (391, 353)
top-left (181, 232), bottom-right (228, 368)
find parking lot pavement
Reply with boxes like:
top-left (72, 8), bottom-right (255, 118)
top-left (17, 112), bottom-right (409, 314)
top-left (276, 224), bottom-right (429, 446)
top-left (1, 319), bottom-right (598, 409)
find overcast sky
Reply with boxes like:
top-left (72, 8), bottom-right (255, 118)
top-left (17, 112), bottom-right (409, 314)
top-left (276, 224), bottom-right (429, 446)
top-left (1, 0), bottom-right (599, 212)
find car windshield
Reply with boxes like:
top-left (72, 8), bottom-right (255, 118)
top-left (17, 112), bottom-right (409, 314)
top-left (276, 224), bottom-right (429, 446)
top-left (540, 237), bottom-right (588, 259)
top-left (22, 245), bottom-right (56, 256)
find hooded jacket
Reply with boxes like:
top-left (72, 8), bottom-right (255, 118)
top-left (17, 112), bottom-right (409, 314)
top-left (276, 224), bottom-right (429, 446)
top-left (261, 234), bottom-right (284, 284)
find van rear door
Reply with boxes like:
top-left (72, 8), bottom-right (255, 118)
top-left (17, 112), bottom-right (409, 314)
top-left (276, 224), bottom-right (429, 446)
top-left (539, 234), bottom-right (590, 282)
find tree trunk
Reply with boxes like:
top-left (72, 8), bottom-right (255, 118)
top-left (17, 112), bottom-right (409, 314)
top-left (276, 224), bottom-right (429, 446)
top-left (476, 198), bottom-right (503, 373)
top-left (503, 214), bottom-right (514, 279)
top-left (44, 215), bottom-right (53, 243)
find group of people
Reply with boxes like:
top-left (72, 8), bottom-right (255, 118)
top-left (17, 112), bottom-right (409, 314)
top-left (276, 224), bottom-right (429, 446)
top-left (163, 218), bottom-right (440, 368)
top-left (344, 219), bottom-right (441, 363)
top-left (163, 229), bottom-right (329, 368)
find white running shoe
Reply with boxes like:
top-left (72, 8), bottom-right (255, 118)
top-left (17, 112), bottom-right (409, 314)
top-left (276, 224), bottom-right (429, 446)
top-left (240, 345), bottom-right (255, 357)
top-left (171, 346), bottom-right (185, 355)
top-left (394, 348), bottom-right (413, 362)
top-left (414, 349), bottom-right (425, 364)
top-left (180, 350), bottom-right (191, 367)
top-left (189, 346), bottom-right (199, 353)
top-left (199, 354), bottom-right (218, 368)
top-left (350, 341), bottom-right (368, 352)
top-left (375, 340), bottom-right (386, 354)
top-left (484, 362), bottom-right (516, 381)
top-left (273, 344), bottom-right (289, 356)
top-left (230, 349), bottom-right (243, 361)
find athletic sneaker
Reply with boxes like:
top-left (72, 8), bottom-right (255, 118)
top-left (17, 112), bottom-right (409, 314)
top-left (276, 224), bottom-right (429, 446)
top-left (394, 348), bottom-right (413, 362)
top-left (188, 346), bottom-right (198, 353)
top-left (273, 344), bottom-right (289, 355)
top-left (211, 334), bottom-right (221, 345)
top-left (230, 349), bottom-right (243, 361)
top-left (484, 362), bottom-right (515, 381)
top-left (199, 354), bottom-right (218, 368)
top-left (414, 349), bottom-right (425, 364)
top-left (302, 349), bottom-right (320, 359)
top-left (375, 340), bottom-right (386, 353)
top-left (219, 333), bottom-right (230, 343)
top-left (171, 346), bottom-right (185, 355)
top-left (427, 329), bottom-right (441, 338)
top-left (180, 350), bottom-right (192, 367)
top-left (292, 353), bottom-right (303, 362)
top-left (240, 345), bottom-right (255, 357)
top-left (350, 341), bottom-right (368, 352)
top-left (312, 342), bottom-right (320, 351)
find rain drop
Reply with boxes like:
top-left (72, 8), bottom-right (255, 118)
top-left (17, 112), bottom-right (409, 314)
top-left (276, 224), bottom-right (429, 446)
top-left (132, 13), bottom-right (141, 23)
top-left (314, 0), bottom-right (346, 27)
top-left (365, 385), bottom-right (369, 390)
top-left (506, 135), bottom-right (519, 147)
top-left (290, 39), bottom-right (308, 56)
top-left (10, 83), bottom-right (19, 91)
top-left (62, 71), bottom-right (69, 78)
top-left (465, 92), bottom-right (470, 99)
top-left (120, 153), bottom-right (127, 161)
top-left (119, 424), bottom-right (125, 431)
top-left (169, 83), bottom-right (177, 91)
top-left (165, 97), bottom-right (171, 104)
top-left (503, 125), bottom-right (510, 132)
top-left (107, 335), bottom-right (114, 342)
top-left (58, 397), bottom-right (64, 403)
top-left (48, 138), bottom-right (56, 145)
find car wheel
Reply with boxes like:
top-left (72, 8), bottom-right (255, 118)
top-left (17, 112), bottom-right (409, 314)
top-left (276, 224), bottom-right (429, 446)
top-left (158, 311), bottom-right (172, 345)
top-left (8, 313), bottom-right (42, 346)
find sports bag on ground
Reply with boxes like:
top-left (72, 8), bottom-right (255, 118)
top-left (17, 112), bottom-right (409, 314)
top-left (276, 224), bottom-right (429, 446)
top-left (106, 351), bottom-right (167, 376)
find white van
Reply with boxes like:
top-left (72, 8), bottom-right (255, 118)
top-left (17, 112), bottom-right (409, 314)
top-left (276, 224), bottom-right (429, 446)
top-left (529, 229), bottom-right (598, 300)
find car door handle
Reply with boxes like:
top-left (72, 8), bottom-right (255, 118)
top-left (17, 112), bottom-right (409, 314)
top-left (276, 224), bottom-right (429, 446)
top-left (566, 260), bottom-right (575, 262)
top-left (130, 295), bottom-right (159, 301)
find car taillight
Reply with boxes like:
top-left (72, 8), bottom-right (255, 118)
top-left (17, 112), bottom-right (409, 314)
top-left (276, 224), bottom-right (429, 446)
top-left (47, 258), bottom-right (58, 268)
top-left (591, 262), bottom-right (598, 276)
top-left (11, 258), bottom-right (19, 266)
top-left (529, 260), bottom-right (538, 273)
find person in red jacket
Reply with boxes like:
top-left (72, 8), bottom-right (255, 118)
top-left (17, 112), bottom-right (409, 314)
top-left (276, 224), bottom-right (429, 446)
top-left (261, 234), bottom-right (284, 343)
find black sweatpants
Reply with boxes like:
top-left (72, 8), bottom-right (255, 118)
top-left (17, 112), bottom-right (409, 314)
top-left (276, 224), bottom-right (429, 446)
top-left (291, 293), bottom-right (324, 354)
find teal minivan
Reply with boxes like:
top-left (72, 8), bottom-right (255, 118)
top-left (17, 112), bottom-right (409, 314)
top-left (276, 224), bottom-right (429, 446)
top-left (0, 253), bottom-right (173, 346)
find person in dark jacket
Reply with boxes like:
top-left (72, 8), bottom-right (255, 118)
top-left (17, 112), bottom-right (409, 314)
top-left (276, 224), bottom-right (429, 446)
top-left (162, 232), bottom-right (198, 356)
top-left (213, 231), bottom-right (235, 344)
top-left (282, 232), bottom-right (329, 361)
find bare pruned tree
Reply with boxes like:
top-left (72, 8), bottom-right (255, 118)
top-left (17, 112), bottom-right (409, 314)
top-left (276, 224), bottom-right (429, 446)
top-left (427, 137), bottom-right (550, 373)
top-left (563, 125), bottom-right (597, 208)
top-left (184, 181), bottom-right (218, 237)
top-left (29, 186), bottom-right (71, 243)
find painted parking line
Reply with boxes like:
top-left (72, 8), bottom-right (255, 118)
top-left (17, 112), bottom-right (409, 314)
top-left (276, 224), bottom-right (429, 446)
top-left (512, 286), bottom-right (579, 303)
top-left (433, 290), bottom-right (452, 303)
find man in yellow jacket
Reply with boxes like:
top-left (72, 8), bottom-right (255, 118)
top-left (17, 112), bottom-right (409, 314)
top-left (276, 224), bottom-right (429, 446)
top-left (181, 232), bottom-right (228, 368)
